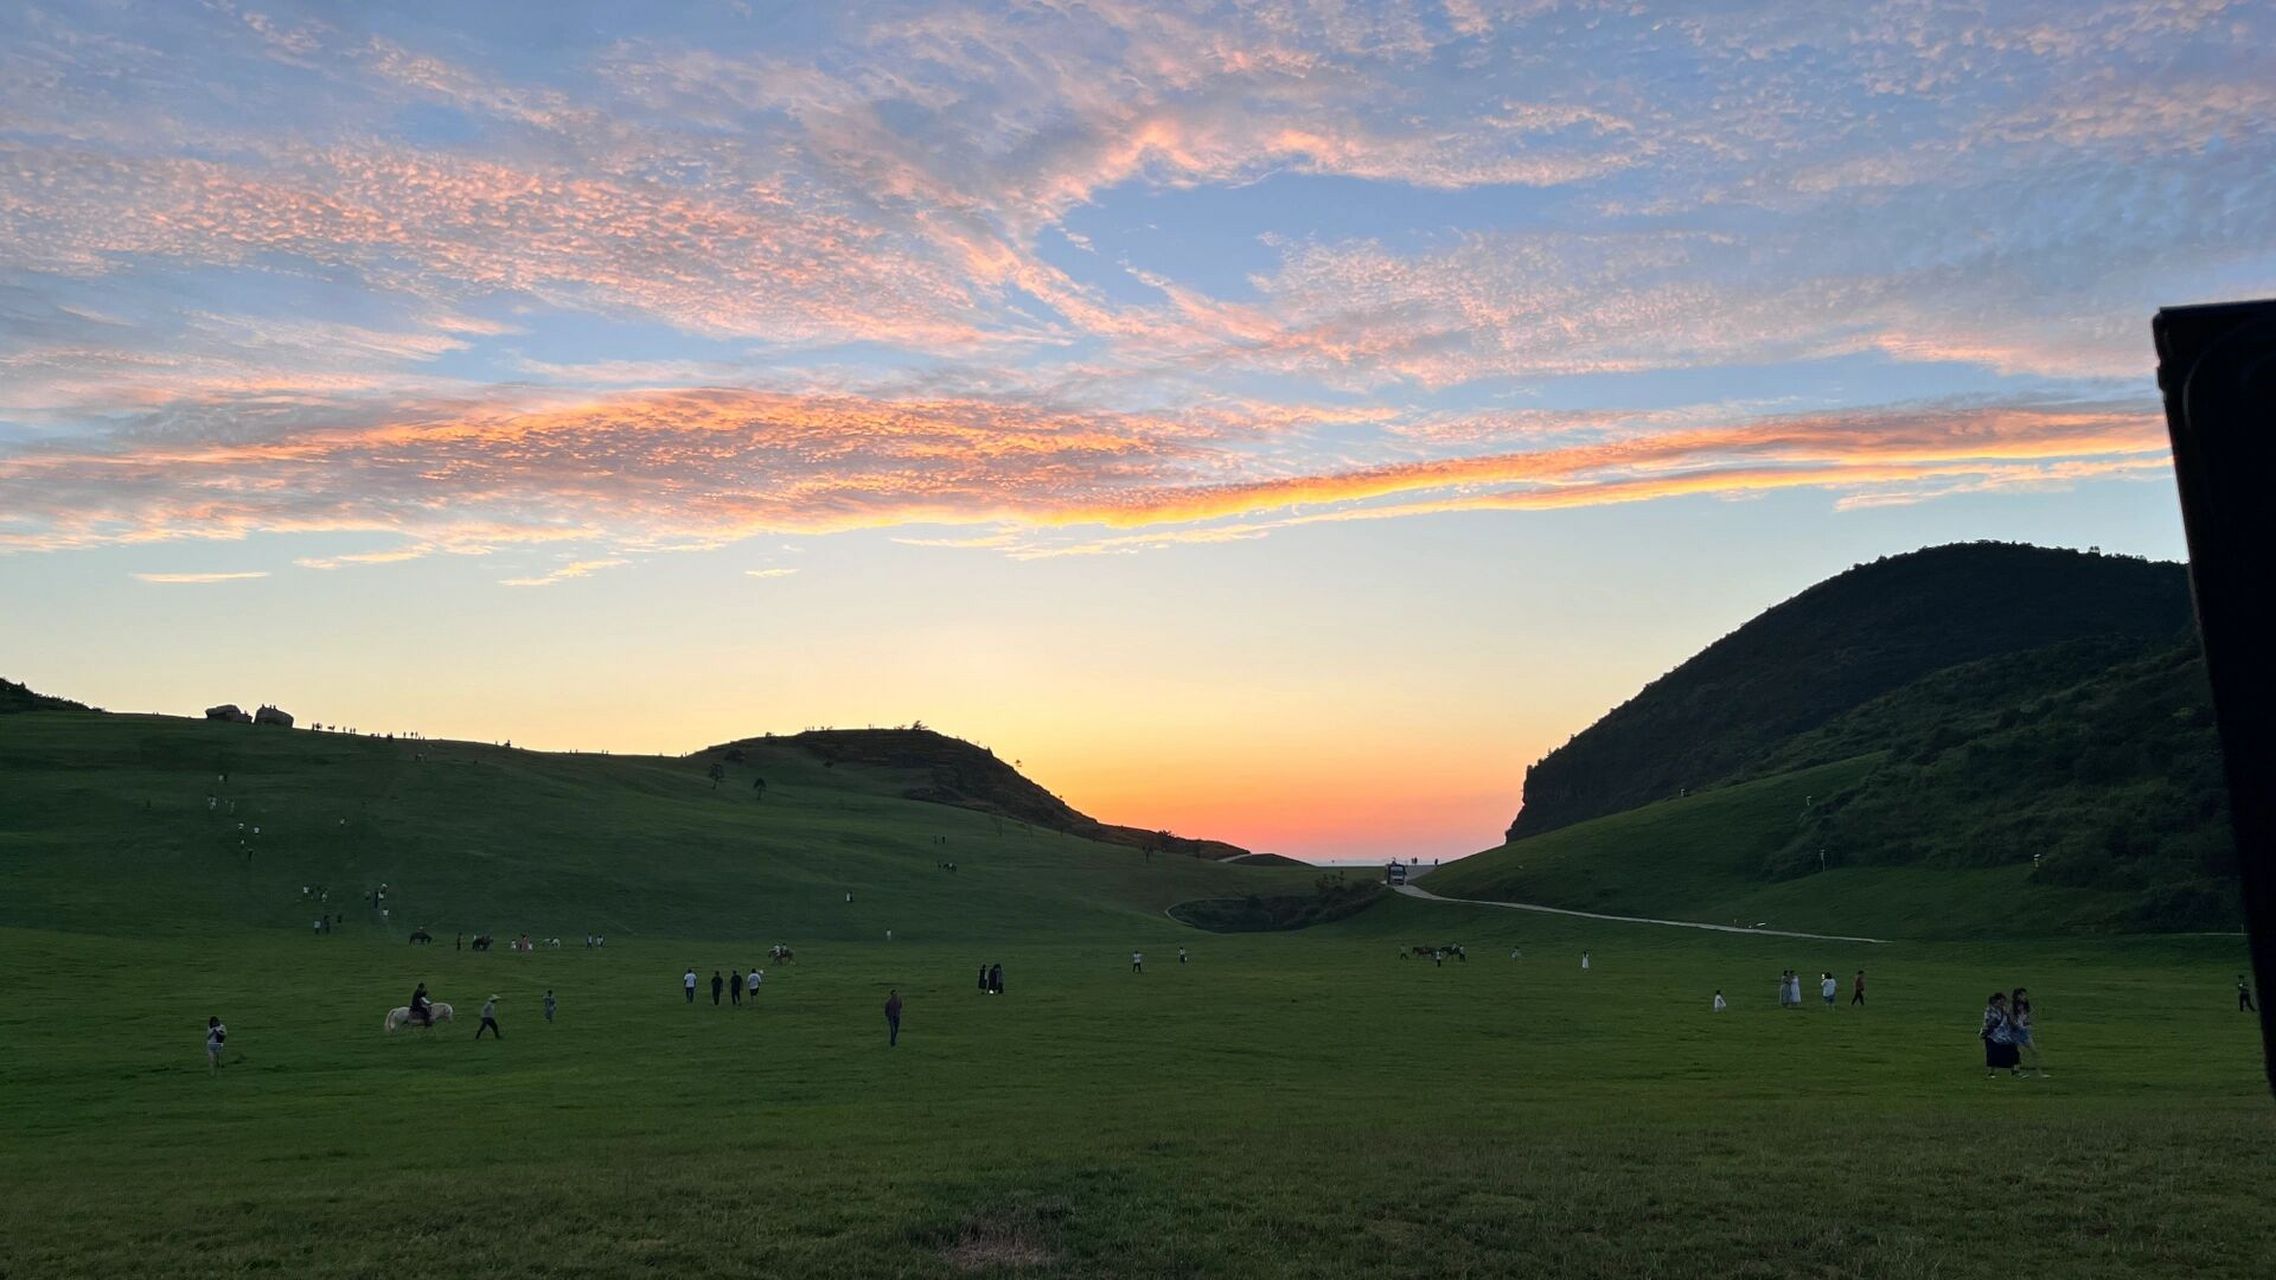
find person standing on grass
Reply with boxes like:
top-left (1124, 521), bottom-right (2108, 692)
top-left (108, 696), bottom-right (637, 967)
top-left (475, 994), bottom-right (502, 1040)
top-left (1821, 972), bottom-right (1838, 1009)
top-left (989, 962), bottom-right (1003, 995)
top-left (1179, 947), bottom-right (1188, 965)
top-left (1712, 991), bottom-right (1727, 1012)
top-left (730, 968), bottom-right (744, 1007)
top-left (1581, 950), bottom-right (1590, 972)
top-left (977, 963), bottom-right (990, 994)
top-left (1131, 950), bottom-right (1144, 973)
top-left (711, 970), bottom-right (724, 1006)
top-left (884, 989), bottom-right (903, 1047)
top-left (543, 989), bottom-right (557, 1023)
top-left (1980, 992), bottom-right (2021, 1078)
top-left (2010, 988), bottom-right (2048, 1078)
top-left (2241, 975), bottom-right (2257, 1013)
top-left (1852, 971), bottom-right (1866, 1007)
top-left (205, 1016), bottom-right (227, 1074)
top-left (749, 967), bottom-right (762, 1002)
top-left (683, 968), bottom-right (697, 1004)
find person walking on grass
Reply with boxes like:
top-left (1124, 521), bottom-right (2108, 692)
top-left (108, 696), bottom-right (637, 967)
top-left (1713, 991), bottom-right (1727, 1012)
top-left (748, 967), bottom-right (762, 1001)
top-left (2010, 987), bottom-right (2048, 1078)
top-left (475, 994), bottom-right (502, 1040)
top-left (1852, 970), bottom-right (1866, 1007)
top-left (1821, 972), bottom-right (1838, 1009)
top-left (683, 968), bottom-right (697, 1004)
top-left (711, 970), bottom-right (724, 1006)
top-left (884, 989), bottom-right (903, 1047)
top-left (730, 968), bottom-right (744, 1008)
top-left (205, 1016), bottom-right (227, 1074)
top-left (977, 963), bottom-right (990, 994)
top-left (2241, 974), bottom-right (2257, 1013)
top-left (1980, 992), bottom-right (2022, 1078)
top-left (989, 962), bottom-right (1003, 995)
top-left (543, 989), bottom-right (557, 1023)
top-left (1179, 947), bottom-right (1188, 965)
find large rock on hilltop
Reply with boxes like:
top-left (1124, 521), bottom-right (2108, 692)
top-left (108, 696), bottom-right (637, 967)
top-left (254, 705), bottom-right (294, 728)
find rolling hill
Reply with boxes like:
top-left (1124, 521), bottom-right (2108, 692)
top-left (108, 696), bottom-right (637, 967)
top-left (709, 727), bottom-right (1250, 860)
top-left (1458, 543), bottom-right (2237, 935)
top-left (1507, 542), bottom-right (2194, 839)
top-left (0, 702), bottom-right (1308, 942)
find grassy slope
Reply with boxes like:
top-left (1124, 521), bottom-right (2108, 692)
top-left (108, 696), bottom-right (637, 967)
top-left (1427, 759), bottom-right (2161, 939)
top-left (4, 900), bottom-right (2267, 1278)
top-left (0, 711), bottom-right (1309, 941)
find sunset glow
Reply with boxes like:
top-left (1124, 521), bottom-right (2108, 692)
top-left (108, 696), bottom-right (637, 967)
top-left (4, 1), bottom-right (2267, 859)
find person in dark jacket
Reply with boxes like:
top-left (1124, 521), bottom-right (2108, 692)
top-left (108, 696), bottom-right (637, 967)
top-left (1980, 992), bottom-right (2021, 1077)
top-left (884, 990), bottom-right (903, 1047)
top-left (989, 962), bottom-right (1004, 995)
top-left (711, 970), bottom-right (724, 1006)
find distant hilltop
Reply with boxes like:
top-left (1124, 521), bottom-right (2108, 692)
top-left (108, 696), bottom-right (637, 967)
top-left (707, 726), bottom-right (1256, 862)
top-left (0, 678), bottom-right (89, 715)
top-left (1456, 539), bottom-right (2234, 934)
top-left (1508, 541), bottom-right (2196, 840)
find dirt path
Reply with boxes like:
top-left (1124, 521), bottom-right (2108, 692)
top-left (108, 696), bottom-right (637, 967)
top-left (1392, 883), bottom-right (1885, 944)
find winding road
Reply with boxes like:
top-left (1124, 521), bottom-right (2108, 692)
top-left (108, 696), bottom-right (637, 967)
top-left (1392, 883), bottom-right (1885, 944)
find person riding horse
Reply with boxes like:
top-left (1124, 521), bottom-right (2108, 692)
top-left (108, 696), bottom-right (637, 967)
top-left (409, 982), bottom-right (434, 1028)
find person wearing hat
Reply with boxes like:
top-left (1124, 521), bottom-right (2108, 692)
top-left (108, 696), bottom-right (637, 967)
top-left (475, 994), bottom-right (502, 1039)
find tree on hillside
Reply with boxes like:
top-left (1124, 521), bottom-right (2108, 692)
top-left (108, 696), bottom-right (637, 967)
top-left (707, 761), bottom-right (725, 791)
top-left (752, 776), bottom-right (768, 801)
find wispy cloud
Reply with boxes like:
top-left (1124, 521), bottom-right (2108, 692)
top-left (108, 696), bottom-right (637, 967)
top-left (131, 570), bottom-right (269, 584)
top-left (498, 558), bottom-right (630, 588)
top-left (0, 386), bottom-right (2168, 561)
top-left (744, 567), bottom-right (801, 580)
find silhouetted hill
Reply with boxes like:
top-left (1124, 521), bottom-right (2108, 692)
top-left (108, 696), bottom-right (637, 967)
top-left (1508, 543), bottom-right (2194, 839)
top-left (1, 678), bottom-right (89, 715)
top-left (703, 727), bottom-right (1250, 861)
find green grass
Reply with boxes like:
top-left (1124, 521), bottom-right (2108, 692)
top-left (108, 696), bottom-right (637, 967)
top-left (0, 711), bottom-right (1310, 941)
top-left (5, 903), bottom-right (2270, 1278)
top-left (1429, 759), bottom-right (2166, 938)
top-left (5, 710), bottom-right (2273, 1276)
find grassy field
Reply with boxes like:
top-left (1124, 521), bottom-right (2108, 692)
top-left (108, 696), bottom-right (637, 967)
top-left (1429, 759), bottom-right (2167, 938)
top-left (4, 711), bottom-right (2273, 1277)
top-left (0, 712), bottom-right (1308, 941)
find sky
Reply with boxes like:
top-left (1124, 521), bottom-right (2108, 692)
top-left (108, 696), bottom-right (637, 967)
top-left (2, 1), bottom-right (2269, 861)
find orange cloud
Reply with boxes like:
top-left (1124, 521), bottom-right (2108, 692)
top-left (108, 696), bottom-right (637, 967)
top-left (0, 387), bottom-right (2170, 562)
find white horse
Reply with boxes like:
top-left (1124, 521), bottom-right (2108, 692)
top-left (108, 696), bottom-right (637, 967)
top-left (384, 1001), bottom-right (454, 1033)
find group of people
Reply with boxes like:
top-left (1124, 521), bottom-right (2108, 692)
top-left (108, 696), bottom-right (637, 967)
top-left (685, 966), bottom-right (766, 1006)
top-left (400, 982), bottom-right (525, 1038)
top-left (1979, 988), bottom-right (2048, 1078)
top-left (976, 962), bottom-right (1005, 994)
top-left (1770, 969), bottom-right (1864, 1009)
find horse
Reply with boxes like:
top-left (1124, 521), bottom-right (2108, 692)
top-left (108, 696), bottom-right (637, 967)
top-left (408, 928), bottom-right (432, 945)
top-left (769, 944), bottom-right (795, 963)
top-left (384, 1001), bottom-right (454, 1033)
top-left (470, 934), bottom-right (493, 952)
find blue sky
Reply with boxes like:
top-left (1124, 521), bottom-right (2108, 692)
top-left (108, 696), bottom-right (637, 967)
top-left (1, 0), bottom-right (2268, 857)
